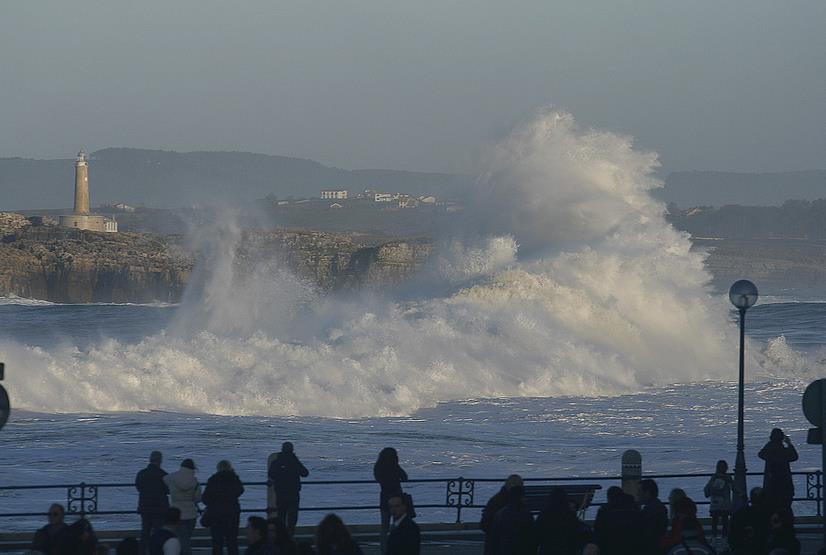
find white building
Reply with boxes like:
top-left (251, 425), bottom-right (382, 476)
top-left (374, 192), bottom-right (394, 202)
top-left (321, 190), bottom-right (348, 200)
top-left (104, 218), bottom-right (118, 233)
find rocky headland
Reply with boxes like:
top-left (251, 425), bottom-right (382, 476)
top-left (0, 214), bottom-right (433, 303)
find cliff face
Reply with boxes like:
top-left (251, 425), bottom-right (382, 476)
top-left (0, 225), bottom-right (193, 303)
top-left (0, 218), bottom-right (433, 303)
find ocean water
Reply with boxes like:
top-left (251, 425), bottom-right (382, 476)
top-left (0, 299), bottom-right (823, 531)
top-left (1, 112), bottom-right (824, 531)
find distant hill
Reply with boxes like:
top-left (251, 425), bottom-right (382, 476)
top-left (0, 148), bottom-right (475, 210)
top-left (657, 170), bottom-right (826, 207)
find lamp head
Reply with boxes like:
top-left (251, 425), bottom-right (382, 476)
top-left (729, 280), bottom-right (758, 310)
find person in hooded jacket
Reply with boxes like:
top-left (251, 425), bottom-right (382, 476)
top-left (373, 448), bottom-right (408, 554)
top-left (268, 442), bottom-right (309, 535)
top-left (593, 486), bottom-right (643, 555)
top-left (491, 485), bottom-right (534, 555)
top-left (533, 487), bottom-right (591, 555)
top-left (480, 474), bottom-right (523, 555)
top-left (759, 428), bottom-right (799, 511)
top-left (163, 459), bottom-right (201, 555)
top-left (202, 460), bottom-right (245, 555)
top-left (661, 489), bottom-right (706, 553)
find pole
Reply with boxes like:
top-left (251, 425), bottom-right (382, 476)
top-left (733, 307), bottom-right (748, 512)
top-left (821, 378), bottom-right (826, 546)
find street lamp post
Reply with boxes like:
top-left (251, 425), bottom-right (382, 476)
top-left (729, 279), bottom-right (758, 512)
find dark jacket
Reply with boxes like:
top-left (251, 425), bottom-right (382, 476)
top-left (373, 460), bottom-right (408, 503)
top-left (149, 528), bottom-right (177, 555)
top-left (386, 516), bottom-right (420, 555)
top-left (759, 440), bottom-right (799, 508)
top-left (32, 523), bottom-right (68, 555)
top-left (640, 497), bottom-right (668, 555)
top-left (491, 500), bottom-right (534, 555)
top-left (728, 503), bottom-right (770, 555)
top-left (135, 464), bottom-right (169, 514)
top-left (268, 453), bottom-right (309, 498)
top-left (202, 470), bottom-right (245, 520)
top-left (480, 489), bottom-right (508, 555)
top-left (245, 539), bottom-right (273, 555)
top-left (593, 495), bottom-right (644, 555)
top-left (534, 506), bottom-right (591, 555)
top-left (56, 519), bottom-right (97, 555)
top-left (316, 540), bottom-right (363, 555)
top-left (766, 528), bottom-right (801, 555)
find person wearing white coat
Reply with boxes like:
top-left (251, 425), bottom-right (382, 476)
top-left (163, 459), bottom-right (202, 555)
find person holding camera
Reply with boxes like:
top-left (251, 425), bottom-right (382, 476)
top-left (758, 428), bottom-right (799, 511)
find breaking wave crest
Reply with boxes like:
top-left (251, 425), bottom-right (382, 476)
top-left (2, 111), bottom-right (748, 417)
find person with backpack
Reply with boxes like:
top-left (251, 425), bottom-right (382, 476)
top-left (703, 460), bottom-right (733, 539)
top-left (268, 442), bottom-right (310, 535)
top-left (665, 516), bottom-right (715, 555)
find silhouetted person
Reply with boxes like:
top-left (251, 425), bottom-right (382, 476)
top-left (766, 507), bottom-right (800, 555)
top-left (533, 487), bottom-right (591, 555)
top-left (116, 539), bottom-right (139, 555)
top-left (202, 460), bottom-right (245, 555)
top-left (386, 494), bottom-right (420, 555)
top-left (315, 514), bottom-right (363, 555)
top-left (704, 459), bottom-right (733, 539)
top-left (57, 518), bottom-right (98, 555)
top-left (163, 459), bottom-right (201, 555)
top-left (245, 517), bottom-right (271, 555)
top-left (491, 485), bottom-right (534, 555)
top-left (268, 442), bottom-right (309, 535)
top-left (664, 516), bottom-right (715, 555)
top-left (728, 487), bottom-right (770, 555)
top-left (149, 508), bottom-right (181, 555)
top-left (593, 486), bottom-right (643, 555)
top-left (373, 448), bottom-right (408, 554)
top-left (33, 503), bottom-right (69, 555)
top-left (136, 451), bottom-right (169, 555)
top-left (661, 489), bottom-right (705, 553)
top-left (267, 518), bottom-right (297, 555)
top-left (638, 479), bottom-right (668, 555)
top-left (759, 428), bottom-right (799, 511)
top-left (480, 474), bottom-right (523, 555)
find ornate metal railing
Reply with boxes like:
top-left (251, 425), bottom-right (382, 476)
top-left (0, 471), bottom-right (821, 527)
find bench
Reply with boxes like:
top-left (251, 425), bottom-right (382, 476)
top-left (523, 484), bottom-right (602, 518)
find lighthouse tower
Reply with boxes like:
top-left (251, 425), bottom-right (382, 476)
top-left (59, 150), bottom-right (117, 232)
top-left (73, 150), bottom-right (90, 214)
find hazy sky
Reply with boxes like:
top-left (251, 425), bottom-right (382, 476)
top-left (1, 1), bottom-right (824, 174)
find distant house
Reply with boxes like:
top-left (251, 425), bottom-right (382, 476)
top-left (398, 195), bottom-right (419, 208)
top-left (419, 195), bottom-right (437, 204)
top-left (321, 190), bottom-right (348, 200)
top-left (104, 217), bottom-right (118, 233)
top-left (374, 192), bottom-right (393, 202)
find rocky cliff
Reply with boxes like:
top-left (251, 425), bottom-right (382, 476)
top-left (0, 216), bottom-right (433, 303)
